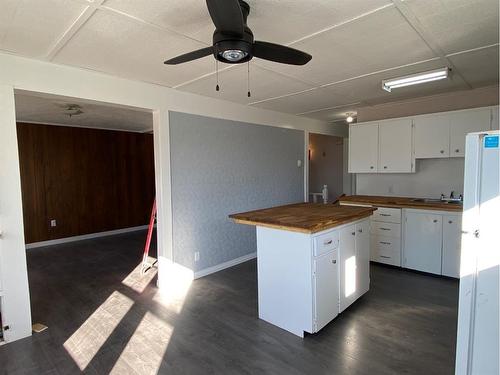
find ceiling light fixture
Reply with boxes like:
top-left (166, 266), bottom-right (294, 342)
top-left (382, 67), bottom-right (450, 92)
top-left (346, 113), bottom-right (355, 123)
top-left (220, 49), bottom-right (248, 62)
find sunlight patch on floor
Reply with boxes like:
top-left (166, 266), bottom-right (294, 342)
top-left (63, 291), bottom-right (134, 371)
top-left (110, 311), bottom-right (174, 375)
top-left (122, 260), bottom-right (158, 293)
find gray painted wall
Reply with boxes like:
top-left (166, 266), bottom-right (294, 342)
top-left (169, 111), bottom-right (305, 273)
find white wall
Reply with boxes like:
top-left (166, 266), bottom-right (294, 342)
top-left (0, 52), bottom-right (345, 342)
top-left (356, 158), bottom-right (465, 198)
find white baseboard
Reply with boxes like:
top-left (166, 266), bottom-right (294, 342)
top-left (25, 225), bottom-right (149, 249)
top-left (194, 252), bottom-right (257, 279)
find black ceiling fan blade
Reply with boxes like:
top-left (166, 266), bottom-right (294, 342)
top-left (164, 46), bottom-right (214, 65)
top-left (253, 41), bottom-right (312, 65)
top-left (206, 0), bottom-right (244, 36)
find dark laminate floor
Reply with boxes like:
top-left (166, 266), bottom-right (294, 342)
top-left (0, 230), bottom-right (459, 375)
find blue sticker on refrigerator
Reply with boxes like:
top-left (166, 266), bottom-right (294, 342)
top-left (484, 136), bottom-right (499, 148)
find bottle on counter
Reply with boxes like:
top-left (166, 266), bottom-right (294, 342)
top-left (321, 185), bottom-right (328, 204)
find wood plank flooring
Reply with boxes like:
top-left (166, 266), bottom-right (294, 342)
top-left (0, 231), bottom-right (459, 374)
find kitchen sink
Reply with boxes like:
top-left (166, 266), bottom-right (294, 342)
top-left (411, 198), bottom-right (461, 204)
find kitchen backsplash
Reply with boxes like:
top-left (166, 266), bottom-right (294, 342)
top-left (356, 158), bottom-right (464, 198)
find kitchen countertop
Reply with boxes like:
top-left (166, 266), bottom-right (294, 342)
top-left (339, 195), bottom-right (463, 212)
top-left (229, 203), bottom-right (376, 234)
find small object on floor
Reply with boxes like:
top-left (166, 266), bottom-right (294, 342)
top-left (32, 323), bottom-right (48, 333)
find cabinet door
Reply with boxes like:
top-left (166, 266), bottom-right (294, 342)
top-left (314, 250), bottom-right (339, 331)
top-left (355, 220), bottom-right (370, 298)
top-left (442, 215), bottom-right (462, 278)
top-left (449, 109), bottom-right (491, 157)
top-left (403, 211), bottom-right (442, 275)
top-left (348, 123), bottom-right (378, 173)
top-left (378, 119), bottom-right (414, 173)
top-left (414, 114), bottom-right (450, 158)
top-left (339, 225), bottom-right (357, 312)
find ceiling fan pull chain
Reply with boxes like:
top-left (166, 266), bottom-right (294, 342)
top-left (215, 46), bottom-right (220, 92)
top-left (247, 61), bottom-right (251, 98)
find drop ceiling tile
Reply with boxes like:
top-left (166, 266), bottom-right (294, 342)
top-left (404, 0), bottom-right (499, 54)
top-left (256, 6), bottom-right (437, 86)
top-left (253, 59), bottom-right (466, 114)
top-left (178, 64), bottom-right (314, 105)
top-left (54, 9), bottom-right (214, 87)
top-left (448, 45), bottom-right (499, 88)
top-left (0, 0), bottom-right (87, 57)
top-left (103, 0), bottom-right (392, 46)
top-left (299, 105), bottom-right (359, 123)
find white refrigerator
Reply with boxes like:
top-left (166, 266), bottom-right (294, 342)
top-left (455, 131), bottom-right (499, 375)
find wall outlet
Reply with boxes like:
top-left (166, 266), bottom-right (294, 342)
top-left (50, 219), bottom-right (57, 227)
top-left (194, 252), bottom-right (200, 262)
top-left (297, 159), bottom-right (302, 168)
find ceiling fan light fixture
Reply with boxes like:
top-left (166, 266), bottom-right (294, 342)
top-left (220, 49), bottom-right (248, 62)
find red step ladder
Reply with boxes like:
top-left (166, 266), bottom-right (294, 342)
top-left (141, 198), bottom-right (158, 274)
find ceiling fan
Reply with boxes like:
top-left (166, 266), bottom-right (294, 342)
top-left (164, 0), bottom-right (312, 66)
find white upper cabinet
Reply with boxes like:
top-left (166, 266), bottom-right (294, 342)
top-left (414, 113), bottom-right (451, 158)
top-left (449, 109), bottom-right (491, 157)
top-left (378, 119), bottom-right (414, 173)
top-left (348, 123), bottom-right (378, 173)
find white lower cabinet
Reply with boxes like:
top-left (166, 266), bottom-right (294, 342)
top-left (403, 211), bottom-right (443, 275)
top-left (339, 225), bottom-right (356, 312)
top-left (403, 209), bottom-right (462, 277)
top-left (313, 250), bottom-right (339, 331)
top-left (442, 215), bottom-right (462, 278)
top-left (355, 220), bottom-right (370, 300)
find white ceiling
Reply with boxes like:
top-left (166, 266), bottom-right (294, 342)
top-left (15, 92), bottom-right (153, 132)
top-left (2, 0), bottom-right (498, 122)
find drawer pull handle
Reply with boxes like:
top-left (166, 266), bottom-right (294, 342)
top-left (332, 259), bottom-right (337, 264)
top-left (324, 240), bottom-right (333, 245)
top-left (440, 150), bottom-right (444, 154)
top-left (433, 219), bottom-right (438, 223)
top-left (370, 166), bottom-right (374, 169)
top-left (380, 214), bottom-right (391, 217)
top-left (380, 228), bottom-right (390, 231)
top-left (383, 166), bottom-right (388, 169)
top-left (351, 232), bottom-right (356, 236)
top-left (380, 241), bottom-right (391, 245)
top-left (358, 229), bottom-right (363, 233)
top-left (380, 255), bottom-right (391, 259)
top-left (448, 220), bottom-right (453, 224)
top-left (455, 149), bottom-right (459, 153)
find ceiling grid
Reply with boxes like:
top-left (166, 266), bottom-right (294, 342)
top-left (1, 0), bottom-right (497, 121)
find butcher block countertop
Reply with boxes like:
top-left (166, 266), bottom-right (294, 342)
top-left (339, 195), bottom-right (463, 212)
top-left (229, 203), bottom-right (376, 234)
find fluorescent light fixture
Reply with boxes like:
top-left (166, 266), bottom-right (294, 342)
top-left (382, 67), bottom-right (449, 92)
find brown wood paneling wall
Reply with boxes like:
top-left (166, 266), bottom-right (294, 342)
top-left (16, 123), bottom-right (155, 244)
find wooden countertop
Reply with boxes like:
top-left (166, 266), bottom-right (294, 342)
top-left (229, 203), bottom-right (376, 234)
top-left (339, 195), bottom-right (463, 212)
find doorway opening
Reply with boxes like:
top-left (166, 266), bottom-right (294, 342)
top-left (308, 133), bottom-right (352, 203)
top-left (12, 90), bottom-right (159, 366)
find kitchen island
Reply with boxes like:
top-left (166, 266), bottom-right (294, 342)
top-left (229, 203), bottom-right (376, 337)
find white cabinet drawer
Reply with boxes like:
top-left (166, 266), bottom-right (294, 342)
top-left (371, 207), bottom-right (401, 223)
top-left (314, 231), bottom-right (339, 256)
top-left (370, 222), bottom-right (401, 238)
top-left (370, 235), bottom-right (401, 266)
